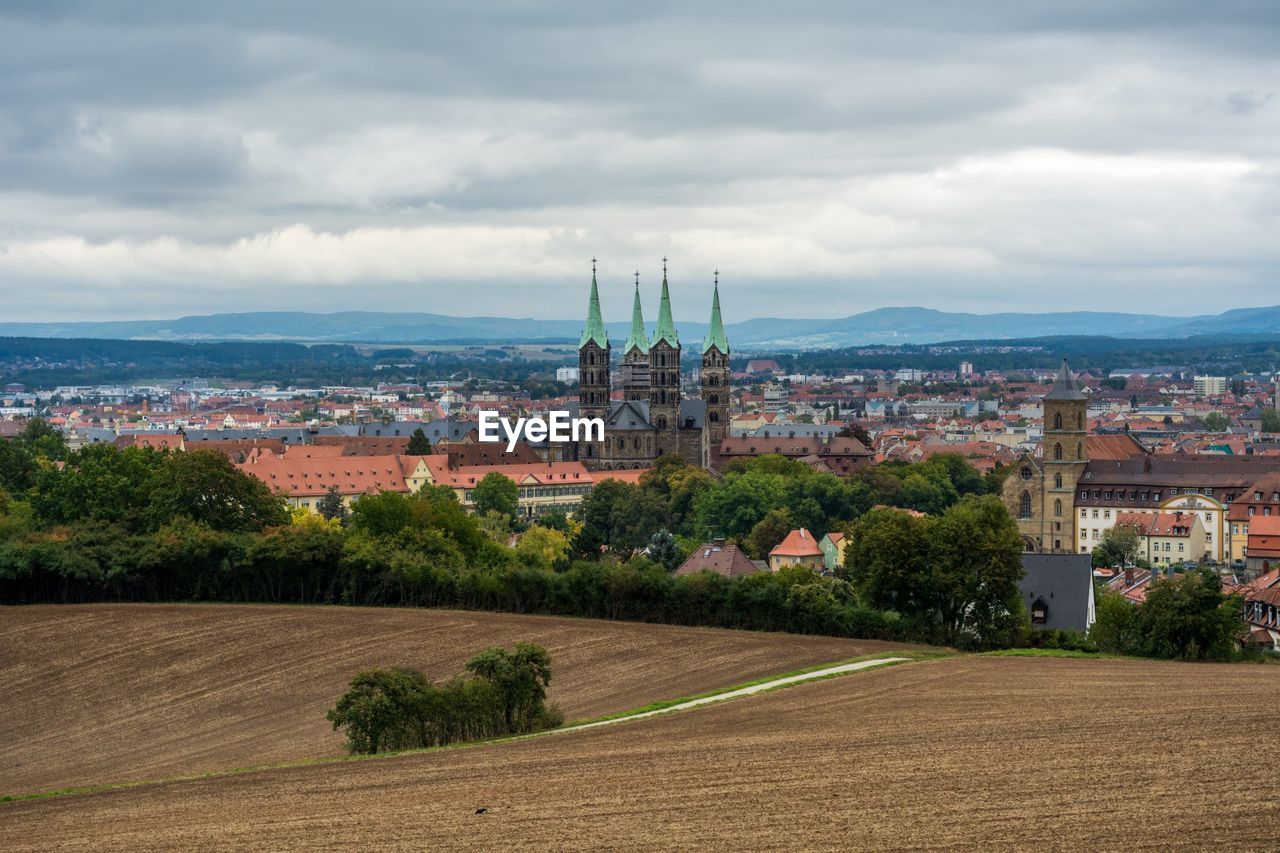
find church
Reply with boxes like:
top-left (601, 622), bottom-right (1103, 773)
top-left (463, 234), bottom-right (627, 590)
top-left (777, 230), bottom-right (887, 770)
top-left (1002, 359), bottom-right (1091, 553)
top-left (573, 261), bottom-right (729, 471)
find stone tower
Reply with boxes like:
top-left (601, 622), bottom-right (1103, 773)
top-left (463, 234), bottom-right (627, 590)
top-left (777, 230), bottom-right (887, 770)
top-left (649, 259), bottom-right (681, 456)
top-left (1005, 359), bottom-right (1089, 552)
top-left (577, 261), bottom-right (610, 464)
top-left (701, 271), bottom-right (730, 459)
top-left (620, 272), bottom-right (651, 403)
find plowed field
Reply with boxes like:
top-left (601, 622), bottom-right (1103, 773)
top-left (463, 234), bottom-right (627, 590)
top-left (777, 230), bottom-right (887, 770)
top-left (0, 603), bottom-right (904, 795)
top-left (3, 656), bottom-right (1275, 850)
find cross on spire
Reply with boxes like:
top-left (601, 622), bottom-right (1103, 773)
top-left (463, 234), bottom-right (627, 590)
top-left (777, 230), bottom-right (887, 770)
top-left (662, 256), bottom-right (668, 276)
top-left (591, 256), bottom-right (597, 276)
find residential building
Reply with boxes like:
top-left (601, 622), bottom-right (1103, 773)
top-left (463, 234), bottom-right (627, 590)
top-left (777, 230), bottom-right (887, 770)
top-left (769, 528), bottom-right (824, 571)
top-left (674, 542), bottom-right (763, 578)
top-left (819, 531), bottom-right (846, 571)
top-left (1114, 511), bottom-right (1208, 566)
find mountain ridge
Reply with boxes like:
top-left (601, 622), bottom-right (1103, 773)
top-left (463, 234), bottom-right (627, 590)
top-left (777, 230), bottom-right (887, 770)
top-left (1, 304), bottom-right (1275, 349)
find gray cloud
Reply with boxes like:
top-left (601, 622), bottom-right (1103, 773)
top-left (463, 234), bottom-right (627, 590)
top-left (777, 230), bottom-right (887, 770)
top-left (1, 1), bottom-right (1279, 322)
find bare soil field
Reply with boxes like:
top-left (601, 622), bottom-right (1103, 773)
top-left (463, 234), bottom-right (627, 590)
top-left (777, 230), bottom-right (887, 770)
top-left (0, 603), bottom-right (902, 796)
top-left (3, 655), bottom-right (1275, 851)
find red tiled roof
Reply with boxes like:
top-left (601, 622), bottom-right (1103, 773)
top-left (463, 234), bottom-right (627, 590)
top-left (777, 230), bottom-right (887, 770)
top-left (770, 528), bottom-right (823, 558)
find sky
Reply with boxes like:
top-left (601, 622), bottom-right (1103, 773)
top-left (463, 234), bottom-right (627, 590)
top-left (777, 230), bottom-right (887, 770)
top-left (2, 1), bottom-right (1279, 323)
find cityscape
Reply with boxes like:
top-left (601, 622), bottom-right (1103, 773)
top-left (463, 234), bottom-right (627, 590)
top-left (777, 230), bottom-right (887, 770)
top-left (2, 2), bottom-right (1279, 850)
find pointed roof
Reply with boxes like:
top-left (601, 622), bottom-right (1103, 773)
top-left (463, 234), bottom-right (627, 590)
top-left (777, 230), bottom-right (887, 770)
top-left (701, 273), bottom-right (728, 354)
top-left (1045, 358), bottom-right (1086, 401)
top-left (624, 275), bottom-right (649, 354)
top-left (579, 262), bottom-right (608, 349)
top-left (652, 259), bottom-right (679, 349)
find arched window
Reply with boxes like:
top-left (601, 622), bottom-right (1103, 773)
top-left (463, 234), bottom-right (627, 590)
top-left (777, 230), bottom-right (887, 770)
top-left (1019, 491), bottom-right (1032, 519)
top-left (1053, 412), bottom-right (1063, 430)
top-left (708, 394), bottom-right (719, 405)
top-left (1054, 443), bottom-right (1063, 461)
top-left (1054, 473), bottom-right (1063, 489)
top-left (1077, 412), bottom-right (1083, 429)
top-left (709, 411), bottom-right (719, 422)
top-left (1054, 499), bottom-right (1062, 517)
top-left (1077, 442), bottom-right (1083, 459)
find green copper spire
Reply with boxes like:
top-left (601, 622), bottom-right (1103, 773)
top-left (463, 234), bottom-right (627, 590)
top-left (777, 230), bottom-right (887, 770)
top-left (623, 271), bottom-right (649, 354)
top-left (701, 270), bottom-right (728, 354)
top-left (579, 258), bottom-right (608, 349)
top-left (652, 257), bottom-right (679, 349)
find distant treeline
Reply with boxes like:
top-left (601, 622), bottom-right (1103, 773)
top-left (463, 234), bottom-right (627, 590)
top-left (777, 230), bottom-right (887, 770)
top-left (0, 336), bottom-right (570, 389)
top-left (743, 335), bottom-right (1280, 375)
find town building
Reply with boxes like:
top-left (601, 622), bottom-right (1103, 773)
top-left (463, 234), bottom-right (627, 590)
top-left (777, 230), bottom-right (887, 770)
top-left (1114, 511), bottom-right (1208, 566)
top-left (768, 528), bottom-right (824, 571)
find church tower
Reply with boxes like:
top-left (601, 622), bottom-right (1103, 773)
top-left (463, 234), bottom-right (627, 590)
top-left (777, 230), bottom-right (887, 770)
top-left (620, 272), bottom-right (651, 402)
top-left (649, 259), bottom-right (681, 455)
top-left (1005, 359), bottom-right (1089, 552)
top-left (701, 271), bottom-right (730, 459)
top-left (577, 260), bottom-right (610, 464)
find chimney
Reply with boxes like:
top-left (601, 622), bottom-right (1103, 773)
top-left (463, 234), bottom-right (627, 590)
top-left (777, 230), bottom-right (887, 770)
top-left (1125, 567), bottom-right (1134, 586)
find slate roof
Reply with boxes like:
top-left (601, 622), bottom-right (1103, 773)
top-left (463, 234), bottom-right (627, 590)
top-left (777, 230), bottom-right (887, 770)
top-left (1044, 359), bottom-right (1087, 401)
top-left (1019, 553), bottom-right (1095, 633)
top-left (675, 542), bottom-right (762, 578)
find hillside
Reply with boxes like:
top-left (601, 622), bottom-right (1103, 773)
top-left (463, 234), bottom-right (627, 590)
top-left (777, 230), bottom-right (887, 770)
top-left (3, 655), bottom-right (1275, 849)
top-left (4, 304), bottom-right (1279, 348)
top-left (0, 604), bottom-right (903, 796)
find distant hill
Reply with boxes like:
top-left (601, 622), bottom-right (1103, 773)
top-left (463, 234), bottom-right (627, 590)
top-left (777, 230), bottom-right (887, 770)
top-left (1, 304), bottom-right (1276, 349)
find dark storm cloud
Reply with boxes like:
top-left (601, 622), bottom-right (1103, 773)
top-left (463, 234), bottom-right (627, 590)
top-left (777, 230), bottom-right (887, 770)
top-left (1, 1), bottom-right (1278, 320)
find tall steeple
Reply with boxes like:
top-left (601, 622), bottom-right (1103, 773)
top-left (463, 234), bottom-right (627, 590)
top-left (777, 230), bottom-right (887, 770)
top-left (621, 270), bottom-right (652, 403)
top-left (701, 272), bottom-right (728, 355)
top-left (700, 269), bottom-right (730, 464)
top-left (623, 273), bottom-right (649, 355)
top-left (1045, 358), bottom-right (1086, 401)
top-left (652, 257), bottom-right (679, 349)
top-left (579, 259), bottom-right (608, 349)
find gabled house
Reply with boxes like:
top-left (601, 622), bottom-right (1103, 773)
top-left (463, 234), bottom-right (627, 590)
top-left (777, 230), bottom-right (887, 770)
top-left (769, 528), bottom-right (824, 572)
top-left (818, 532), bottom-right (846, 571)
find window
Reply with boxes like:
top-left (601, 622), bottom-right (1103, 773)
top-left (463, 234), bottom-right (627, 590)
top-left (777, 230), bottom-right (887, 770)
top-left (1053, 412), bottom-right (1063, 430)
top-left (1019, 491), bottom-right (1032, 519)
top-left (1020, 467), bottom-right (1033, 481)
top-left (1031, 598), bottom-right (1048, 625)
top-left (1054, 499), bottom-right (1062, 517)
top-left (1054, 473), bottom-right (1063, 489)
top-left (1054, 443), bottom-right (1063, 461)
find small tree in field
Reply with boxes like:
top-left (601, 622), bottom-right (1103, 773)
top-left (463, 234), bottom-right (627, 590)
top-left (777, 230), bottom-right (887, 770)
top-left (464, 641), bottom-right (554, 733)
top-left (647, 528), bottom-right (681, 571)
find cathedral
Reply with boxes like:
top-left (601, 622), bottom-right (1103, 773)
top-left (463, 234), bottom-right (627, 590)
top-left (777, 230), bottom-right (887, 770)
top-left (1001, 359), bottom-right (1089, 552)
top-left (574, 261), bottom-right (729, 470)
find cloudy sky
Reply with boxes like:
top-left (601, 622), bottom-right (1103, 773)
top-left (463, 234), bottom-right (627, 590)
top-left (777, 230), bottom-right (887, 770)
top-left (2, 1), bottom-right (1279, 323)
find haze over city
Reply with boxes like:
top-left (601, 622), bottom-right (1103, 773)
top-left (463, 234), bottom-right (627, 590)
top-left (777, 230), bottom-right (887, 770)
top-left (3, 1), bottom-right (1279, 322)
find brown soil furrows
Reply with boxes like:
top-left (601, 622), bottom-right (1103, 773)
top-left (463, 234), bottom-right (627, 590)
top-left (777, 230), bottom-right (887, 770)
top-left (2, 656), bottom-right (1274, 851)
top-left (0, 603), bottom-right (902, 795)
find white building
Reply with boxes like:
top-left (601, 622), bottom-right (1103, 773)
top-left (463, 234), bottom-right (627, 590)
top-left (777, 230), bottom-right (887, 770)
top-left (1193, 376), bottom-right (1228, 397)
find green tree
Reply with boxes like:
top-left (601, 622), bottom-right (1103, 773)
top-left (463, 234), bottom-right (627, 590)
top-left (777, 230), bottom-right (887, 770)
top-left (1202, 412), bottom-right (1230, 432)
top-left (147, 450), bottom-right (289, 532)
top-left (316, 487), bottom-right (349, 524)
top-left (326, 668), bottom-right (428, 755)
top-left (30, 444), bottom-right (166, 531)
top-left (1262, 408), bottom-right (1280, 434)
top-left (406, 428), bottom-right (433, 455)
top-left (1092, 523), bottom-right (1141, 568)
top-left (1139, 568), bottom-right (1243, 660)
top-left (472, 472), bottom-right (519, 521)
top-left (646, 528), bottom-right (682, 571)
top-left (514, 525), bottom-right (571, 570)
top-left (745, 507), bottom-right (795, 560)
top-left (926, 495), bottom-right (1025, 646)
top-left (571, 479), bottom-right (633, 558)
top-left (464, 642), bottom-right (554, 733)
top-left (1089, 590), bottom-right (1142, 655)
top-left (19, 418), bottom-right (67, 461)
top-left (843, 507), bottom-right (930, 612)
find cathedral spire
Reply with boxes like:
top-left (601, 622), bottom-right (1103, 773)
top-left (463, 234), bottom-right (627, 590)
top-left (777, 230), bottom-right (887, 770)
top-left (624, 272), bottom-right (649, 354)
top-left (652, 256), bottom-right (679, 348)
top-left (579, 258), bottom-right (608, 349)
top-left (701, 270), bottom-right (728, 354)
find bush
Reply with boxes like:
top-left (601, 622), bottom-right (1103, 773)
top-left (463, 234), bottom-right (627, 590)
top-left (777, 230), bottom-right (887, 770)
top-left (327, 642), bottom-right (560, 755)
